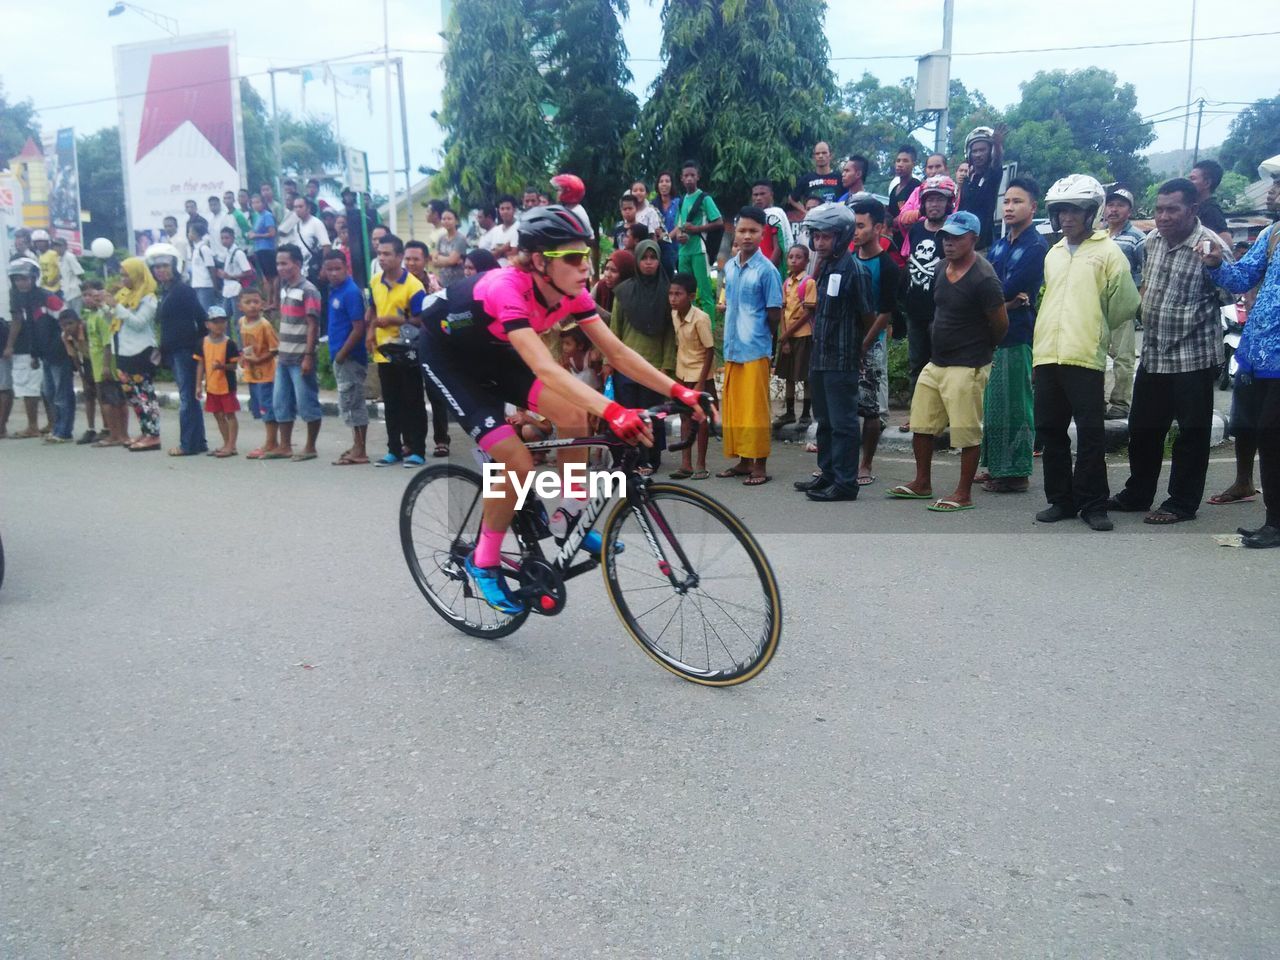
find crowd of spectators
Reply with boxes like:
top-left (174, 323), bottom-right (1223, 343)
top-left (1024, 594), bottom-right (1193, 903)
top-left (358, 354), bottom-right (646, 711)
top-left (3, 141), bottom-right (1278, 547)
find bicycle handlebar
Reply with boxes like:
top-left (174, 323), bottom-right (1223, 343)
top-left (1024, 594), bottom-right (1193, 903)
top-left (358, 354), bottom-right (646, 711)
top-left (640, 394), bottom-right (717, 453)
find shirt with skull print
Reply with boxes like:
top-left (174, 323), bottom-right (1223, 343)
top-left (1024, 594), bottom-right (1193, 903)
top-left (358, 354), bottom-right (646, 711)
top-left (904, 220), bottom-right (944, 325)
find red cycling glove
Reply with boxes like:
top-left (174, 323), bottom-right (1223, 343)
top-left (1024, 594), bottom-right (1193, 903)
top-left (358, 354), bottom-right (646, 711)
top-left (669, 383), bottom-right (703, 409)
top-left (602, 401), bottom-right (648, 443)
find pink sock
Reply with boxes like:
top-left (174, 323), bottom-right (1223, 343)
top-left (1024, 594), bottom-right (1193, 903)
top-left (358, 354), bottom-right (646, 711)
top-left (474, 521), bottom-right (505, 568)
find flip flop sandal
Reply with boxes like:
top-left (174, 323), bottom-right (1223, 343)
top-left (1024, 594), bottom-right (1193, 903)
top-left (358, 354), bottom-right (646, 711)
top-left (856, 475), bottom-right (876, 486)
top-left (886, 484), bottom-right (934, 499)
top-left (433, 443), bottom-right (451, 458)
top-left (1143, 511), bottom-right (1192, 525)
top-left (332, 454), bottom-right (370, 465)
top-left (167, 447), bottom-right (197, 457)
top-left (668, 468), bottom-right (694, 479)
top-left (690, 470), bottom-right (710, 480)
top-left (290, 452), bottom-right (318, 462)
top-left (259, 451), bottom-right (291, 460)
top-left (715, 467), bottom-right (751, 478)
top-left (928, 499), bottom-right (975, 512)
top-left (742, 475), bottom-right (771, 486)
top-left (1207, 491), bottom-right (1258, 505)
top-left (213, 450), bottom-right (238, 458)
top-left (128, 443), bottom-right (160, 452)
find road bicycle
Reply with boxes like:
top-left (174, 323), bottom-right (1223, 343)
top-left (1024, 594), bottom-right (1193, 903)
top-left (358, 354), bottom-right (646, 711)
top-left (399, 400), bottom-right (781, 686)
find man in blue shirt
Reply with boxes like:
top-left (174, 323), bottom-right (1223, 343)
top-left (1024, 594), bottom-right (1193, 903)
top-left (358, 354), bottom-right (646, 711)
top-left (323, 250), bottom-right (370, 464)
top-left (717, 207), bottom-right (783, 486)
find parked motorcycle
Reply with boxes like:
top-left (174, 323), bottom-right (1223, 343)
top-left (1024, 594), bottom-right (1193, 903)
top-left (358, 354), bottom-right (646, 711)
top-left (1219, 298), bottom-right (1247, 391)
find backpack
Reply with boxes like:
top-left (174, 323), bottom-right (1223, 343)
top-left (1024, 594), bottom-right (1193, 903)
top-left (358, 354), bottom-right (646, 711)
top-left (689, 191), bottom-right (725, 268)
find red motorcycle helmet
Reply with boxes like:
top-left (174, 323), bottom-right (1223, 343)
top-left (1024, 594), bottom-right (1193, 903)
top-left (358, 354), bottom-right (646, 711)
top-left (551, 173), bottom-right (586, 205)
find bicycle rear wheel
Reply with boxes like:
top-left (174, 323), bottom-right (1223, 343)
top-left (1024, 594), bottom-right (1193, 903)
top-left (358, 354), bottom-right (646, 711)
top-left (599, 483), bottom-right (781, 686)
top-left (400, 464), bottom-right (529, 638)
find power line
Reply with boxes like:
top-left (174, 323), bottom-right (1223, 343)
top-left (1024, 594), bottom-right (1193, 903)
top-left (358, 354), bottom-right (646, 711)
top-left (820, 29), bottom-right (1280, 62)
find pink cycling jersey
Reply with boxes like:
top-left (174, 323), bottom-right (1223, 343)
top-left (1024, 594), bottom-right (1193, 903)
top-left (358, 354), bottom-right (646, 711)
top-left (473, 266), bottom-right (599, 342)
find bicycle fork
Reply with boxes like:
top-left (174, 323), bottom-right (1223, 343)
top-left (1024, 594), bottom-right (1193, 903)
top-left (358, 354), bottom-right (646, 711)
top-left (627, 492), bottom-right (699, 594)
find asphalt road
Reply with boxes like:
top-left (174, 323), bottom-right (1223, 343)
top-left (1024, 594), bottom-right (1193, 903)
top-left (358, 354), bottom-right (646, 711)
top-left (2, 417), bottom-right (1277, 958)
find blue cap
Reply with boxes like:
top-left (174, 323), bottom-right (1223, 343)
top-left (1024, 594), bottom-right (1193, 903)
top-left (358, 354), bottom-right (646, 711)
top-left (939, 211), bottom-right (981, 236)
top-left (942, 212), bottom-right (977, 236)
top-left (205, 305), bottom-right (228, 319)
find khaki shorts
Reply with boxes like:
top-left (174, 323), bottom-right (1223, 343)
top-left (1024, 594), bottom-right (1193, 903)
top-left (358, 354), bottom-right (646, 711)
top-left (908, 361), bottom-right (991, 449)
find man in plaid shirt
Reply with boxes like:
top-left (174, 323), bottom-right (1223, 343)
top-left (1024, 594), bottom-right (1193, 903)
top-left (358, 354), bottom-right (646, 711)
top-left (1108, 178), bottom-right (1234, 523)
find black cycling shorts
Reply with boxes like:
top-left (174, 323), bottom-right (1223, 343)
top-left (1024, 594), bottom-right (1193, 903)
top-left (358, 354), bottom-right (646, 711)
top-left (418, 322), bottom-right (540, 451)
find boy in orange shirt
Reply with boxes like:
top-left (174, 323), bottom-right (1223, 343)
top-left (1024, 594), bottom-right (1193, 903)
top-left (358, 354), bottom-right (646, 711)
top-left (237, 289), bottom-right (280, 459)
top-left (195, 306), bottom-right (241, 457)
top-left (775, 244), bottom-right (815, 428)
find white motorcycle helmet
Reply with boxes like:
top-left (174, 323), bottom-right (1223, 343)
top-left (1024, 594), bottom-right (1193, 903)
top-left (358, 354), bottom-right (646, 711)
top-left (1044, 174), bottom-right (1106, 233)
top-left (1259, 154), bottom-right (1280, 182)
top-left (965, 126), bottom-right (995, 153)
top-left (145, 241), bottom-right (184, 277)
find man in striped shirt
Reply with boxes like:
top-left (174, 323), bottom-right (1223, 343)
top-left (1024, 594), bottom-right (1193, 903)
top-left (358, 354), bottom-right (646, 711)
top-left (272, 244), bottom-right (324, 461)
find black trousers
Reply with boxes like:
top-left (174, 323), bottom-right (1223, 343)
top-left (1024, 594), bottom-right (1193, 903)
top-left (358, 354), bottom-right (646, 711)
top-left (423, 377), bottom-right (451, 446)
top-left (1034, 363), bottom-right (1109, 517)
top-left (906, 310), bottom-right (932, 393)
top-left (1256, 378), bottom-right (1280, 527)
top-left (1115, 365), bottom-right (1215, 517)
top-left (378, 363), bottom-right (427, 458)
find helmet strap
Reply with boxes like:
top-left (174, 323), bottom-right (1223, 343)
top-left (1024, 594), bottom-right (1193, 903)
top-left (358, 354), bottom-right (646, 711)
top-left (533, 258), bottom-right (578, 302)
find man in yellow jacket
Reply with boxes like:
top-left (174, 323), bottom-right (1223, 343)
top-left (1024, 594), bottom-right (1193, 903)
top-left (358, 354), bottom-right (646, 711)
top-left (1032, 175), bottom-right (1141, 531)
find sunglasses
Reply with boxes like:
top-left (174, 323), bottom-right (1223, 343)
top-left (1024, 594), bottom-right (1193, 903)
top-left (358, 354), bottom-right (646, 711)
top-left (540, 248), bottom-right (591, 266)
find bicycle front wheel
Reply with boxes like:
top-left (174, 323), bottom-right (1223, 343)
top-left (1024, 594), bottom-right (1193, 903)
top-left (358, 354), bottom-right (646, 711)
top-left (400, 464), bottom-right (529, 638)
top-left (599, 483), bottom-right (781, 686)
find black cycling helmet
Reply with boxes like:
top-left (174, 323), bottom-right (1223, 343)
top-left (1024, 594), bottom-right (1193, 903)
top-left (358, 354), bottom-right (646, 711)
top-left (517, 204), bottom-right (592, 252)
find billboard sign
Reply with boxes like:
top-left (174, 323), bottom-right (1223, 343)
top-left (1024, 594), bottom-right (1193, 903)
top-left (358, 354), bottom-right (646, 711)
top-left (113, 31), bottom-right (245, 254)
top-left (45, 128), bottom-right (84, 255)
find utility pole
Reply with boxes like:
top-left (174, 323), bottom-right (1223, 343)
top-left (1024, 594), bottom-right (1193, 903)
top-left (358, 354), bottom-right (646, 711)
top-left (383, 0), bottom-right (397, 234)
top-left (1192, 97), bottom-right (1205, 165)
top-left (269, 70), bottom-right (283, 195)
top-left (396, 59), bottom-right (414, 239)
top-left (1181, 0), bottom-right (1197, 164)
top-left (935, 0), bottom-right (954, 156)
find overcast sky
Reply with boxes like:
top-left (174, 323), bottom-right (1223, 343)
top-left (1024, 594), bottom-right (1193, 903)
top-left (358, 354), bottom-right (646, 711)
top-left (7, 0), bottom-right (1277, 192)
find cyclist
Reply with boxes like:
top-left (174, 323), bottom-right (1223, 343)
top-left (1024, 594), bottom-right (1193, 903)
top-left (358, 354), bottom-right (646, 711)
top-left (418, 204), bottom-right (711, 614)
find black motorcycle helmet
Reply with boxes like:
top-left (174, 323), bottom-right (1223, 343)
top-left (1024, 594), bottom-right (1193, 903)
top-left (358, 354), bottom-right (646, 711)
top-left (516, 204), bottom-right (593, 252)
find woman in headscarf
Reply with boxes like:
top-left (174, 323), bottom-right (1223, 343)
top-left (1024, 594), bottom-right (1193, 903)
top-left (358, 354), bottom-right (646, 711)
top-left (590, 249), bottom-right (636, 321)
top-left (105, 257), bottom-right (162, 451)
top-left (463, 249), bottom-right (500, 277)
top-left (609, 239), bottom-right (677, 474)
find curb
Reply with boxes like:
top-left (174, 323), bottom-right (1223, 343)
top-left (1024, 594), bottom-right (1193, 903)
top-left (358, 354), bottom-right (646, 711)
top-left (772, 414), bottom-right (1229, 453)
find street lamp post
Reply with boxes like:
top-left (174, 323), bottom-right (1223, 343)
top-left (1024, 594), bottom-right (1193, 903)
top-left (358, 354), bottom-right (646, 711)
top-left (106, 2), bottom-right (180, 36)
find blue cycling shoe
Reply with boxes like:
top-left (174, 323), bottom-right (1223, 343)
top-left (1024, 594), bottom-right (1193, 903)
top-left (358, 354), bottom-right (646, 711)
top-left (464, 553), bottom-right (525, 615)
top-left (581, 529), bottom-right (624, 557)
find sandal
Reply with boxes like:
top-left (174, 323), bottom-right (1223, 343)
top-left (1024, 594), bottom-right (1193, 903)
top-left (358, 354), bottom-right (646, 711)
top-left (928, 498), bottom-right (975, 512)
top-left (290, 452), bottom-right (318, 462)
top-left (886, 484), bottom-right (933, 500)
top-left (433, 442), bottom-right (450, 458)
top-left (690, 470), bottom-right (710, 480)
top-left (167, 447), bottom-right (197, 457)
top-left (742, 474), bottom-right (771, 486)
top-left (127, 441), bottom-right (160, 452)
top-left (983, 478), bottom-right (1029, 494)
top-left (213, 450), bottom-right (238, 458)
top-left (1207, 490), bottom-right (1258, 505)
top-left (333, 453), bottom-right (370, 465)
top-left (11, 428), bottom-right (41, 439)
top-left (1144, 510), bottom-right (1192, 525)
top-left (668, 468), bottom-right (694, 480)
top-left (856, 474), bottom-right (876, 486)
top-left (716, 466), bottom-right (751, 478)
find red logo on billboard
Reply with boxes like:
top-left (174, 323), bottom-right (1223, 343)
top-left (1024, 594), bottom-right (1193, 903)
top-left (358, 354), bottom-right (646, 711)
top-left (135, 45), bottom-right (236, 166)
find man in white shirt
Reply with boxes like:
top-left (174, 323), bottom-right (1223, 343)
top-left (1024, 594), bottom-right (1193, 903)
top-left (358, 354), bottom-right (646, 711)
top-left (188, 221), bottom-right (219, 311)
top-left (206, 195), bottom-right (236, 247)
top-left (279, 196), bottom-right (331, 277)
top-left (483, 195), bottom-right (520, 266)
top-left (52, 237), bottom-right (85, 310)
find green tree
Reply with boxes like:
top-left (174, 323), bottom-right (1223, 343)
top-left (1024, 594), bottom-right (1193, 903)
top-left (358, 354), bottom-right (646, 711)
top-left (1218, 93), bottom-right (1280, 179)
top-left (530, 0), bottom-right (638, 230)
top-left (830, 73), bottom-right (925, 191)
top-left (0, 79), bottom-right (40, 162)
top-left (1001, 67), bottom-right (1153, 192)
top-left (433, 0), bottom-right (558, 209)
top-left (76, 127), bottom-right (126, 248)
top-left (632, 0), bottom-right (835, 211)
